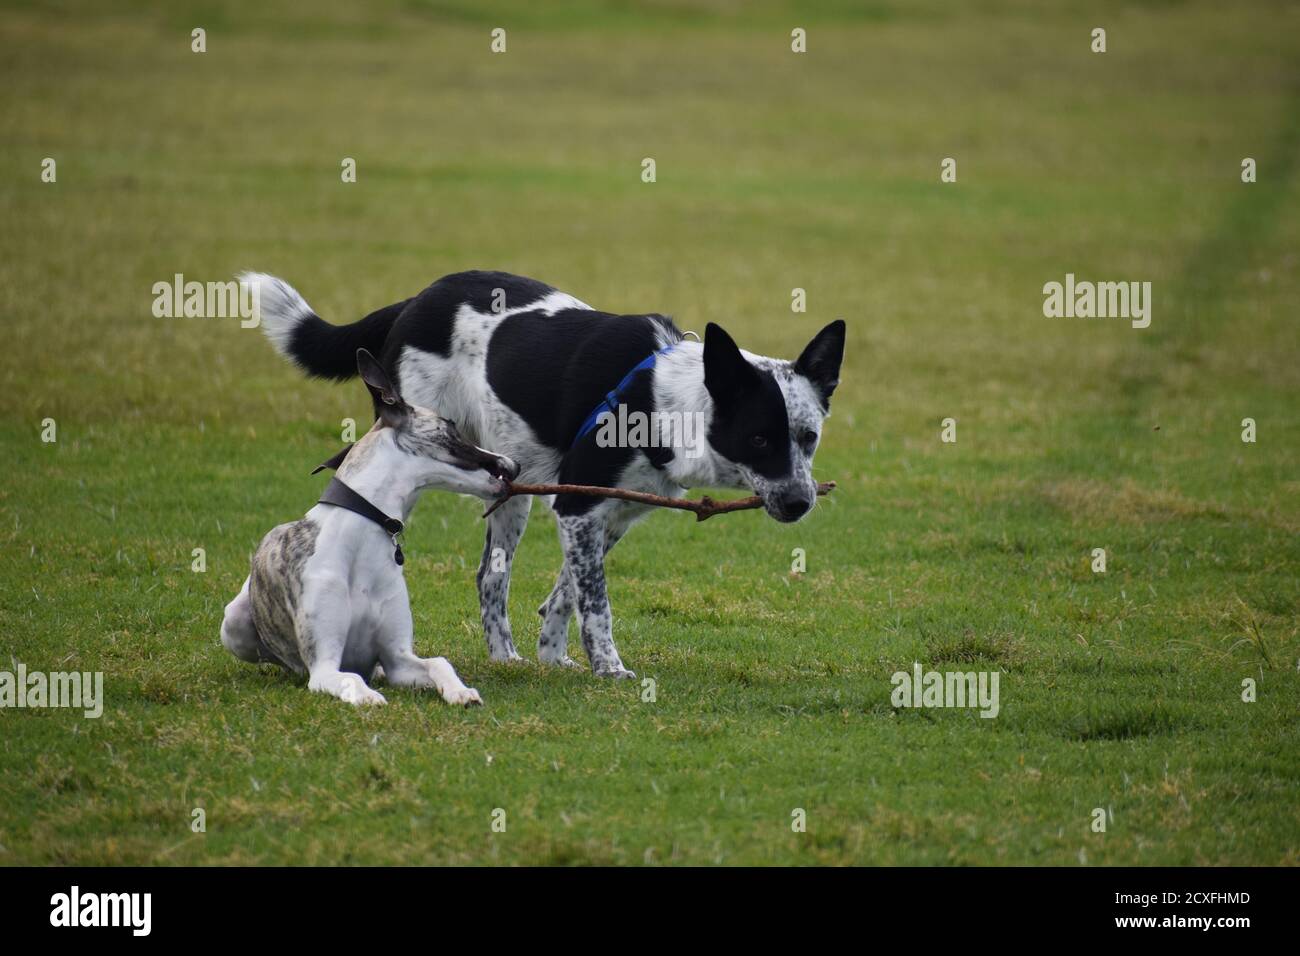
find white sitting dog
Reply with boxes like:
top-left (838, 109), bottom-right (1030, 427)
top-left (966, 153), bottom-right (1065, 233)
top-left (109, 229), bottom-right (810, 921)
top-left (219, 349), bottom-right (519, 706)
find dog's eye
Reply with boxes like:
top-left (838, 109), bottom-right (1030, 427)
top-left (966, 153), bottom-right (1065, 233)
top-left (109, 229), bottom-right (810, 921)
top-left (750, 434), bottom-right (768, 449)
top-left (801, 430), bottom-right (818, 450)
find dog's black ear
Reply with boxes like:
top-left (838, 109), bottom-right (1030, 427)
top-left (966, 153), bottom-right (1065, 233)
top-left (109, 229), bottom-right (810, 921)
top-left (312, 443), bottom-right (355, 475)
top-left (793, 319), bottom-right (845, 409)
top-left (356, 348), bottom-right (408, 427)
top-left (703, 322), bottom-right (760, 408)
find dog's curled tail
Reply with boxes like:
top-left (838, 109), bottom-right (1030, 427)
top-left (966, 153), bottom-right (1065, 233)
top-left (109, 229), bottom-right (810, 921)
top-left (238, 272), bottom-right (408, 381)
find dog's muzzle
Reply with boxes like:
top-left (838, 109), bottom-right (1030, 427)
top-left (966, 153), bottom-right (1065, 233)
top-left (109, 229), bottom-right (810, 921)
top-left (478, 454), bottom-right (519, 497)
top-left (480, 455), bottom-right (518, 484)
top-left (775, 490), bottom-right (813, 521)
top-left (754, 480), bottom-right (816, 523)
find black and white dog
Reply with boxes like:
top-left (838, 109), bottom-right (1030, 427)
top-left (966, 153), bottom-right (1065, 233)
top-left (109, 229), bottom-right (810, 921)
top-left (243, 270), bottom-right (845, 679)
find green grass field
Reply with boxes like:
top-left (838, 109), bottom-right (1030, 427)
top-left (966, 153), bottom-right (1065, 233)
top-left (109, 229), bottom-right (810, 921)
top-left (1, 0), bottom-right (1297, 865)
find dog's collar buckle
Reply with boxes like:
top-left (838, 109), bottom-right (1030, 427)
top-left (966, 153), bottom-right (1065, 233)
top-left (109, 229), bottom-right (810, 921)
top-left (317, 476), bottom-right (408, 567)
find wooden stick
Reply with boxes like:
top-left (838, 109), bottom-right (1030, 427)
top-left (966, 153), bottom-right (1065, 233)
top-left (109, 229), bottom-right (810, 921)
top-left (482, 480), bottom-right (836, 521)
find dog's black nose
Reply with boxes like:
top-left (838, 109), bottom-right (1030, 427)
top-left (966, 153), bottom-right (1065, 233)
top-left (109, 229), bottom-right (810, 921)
top-left (780, 493), bottom-right (812, 519)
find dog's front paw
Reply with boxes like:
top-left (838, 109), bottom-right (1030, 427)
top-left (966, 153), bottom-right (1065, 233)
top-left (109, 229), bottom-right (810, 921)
top-left (540, 654), bottom-right (583, 669)
top-left (595, 667), bottom-right (637, 680)
top-left (340, 677), bottom-right (387, 706)
top-left (443, 686), bottom-right (483, 707)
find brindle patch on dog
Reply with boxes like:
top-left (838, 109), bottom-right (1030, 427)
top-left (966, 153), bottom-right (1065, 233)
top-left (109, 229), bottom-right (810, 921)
top-left (249, 517), bottom-right (321, 674)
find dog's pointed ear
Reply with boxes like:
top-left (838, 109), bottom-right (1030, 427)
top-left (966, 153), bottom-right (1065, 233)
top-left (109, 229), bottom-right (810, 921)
top-left (703, 322), bottom-right (760, 407)
top-left (356, 349), bottom-right (408, 427)
top-left (312, 443), bottom-right (355, 475)
top-left (793, 319), bottom-right (845, 409)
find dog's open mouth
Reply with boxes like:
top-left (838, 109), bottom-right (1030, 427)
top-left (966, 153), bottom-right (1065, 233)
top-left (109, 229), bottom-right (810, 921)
top-left (481, 456), bottom-right (519, 497)
top-left (445, 438), bottom-right (518, 497)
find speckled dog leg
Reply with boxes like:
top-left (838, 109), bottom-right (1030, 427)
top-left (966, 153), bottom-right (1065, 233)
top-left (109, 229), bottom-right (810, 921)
top-left (539, 522), bottom-right (630, 667)
top-left (558, 514), bottom-right (635, 679)
top-left (477, 493), bottom-right (532, 661)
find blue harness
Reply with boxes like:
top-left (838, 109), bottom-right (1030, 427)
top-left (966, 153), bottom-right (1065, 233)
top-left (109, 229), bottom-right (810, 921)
top-left (571, 346), bottom-right (674, 449)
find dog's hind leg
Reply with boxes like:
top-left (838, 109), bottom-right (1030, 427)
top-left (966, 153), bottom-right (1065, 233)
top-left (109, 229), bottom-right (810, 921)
top-left (221, 578), bottom-right (274, 664)
top-left (477, 493), bottom-right (532, 662)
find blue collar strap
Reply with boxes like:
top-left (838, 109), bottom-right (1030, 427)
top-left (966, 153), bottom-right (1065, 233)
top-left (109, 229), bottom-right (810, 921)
top-left (571, 346), bottom-right (674, 449)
